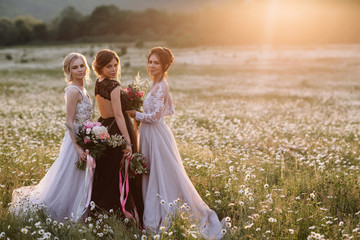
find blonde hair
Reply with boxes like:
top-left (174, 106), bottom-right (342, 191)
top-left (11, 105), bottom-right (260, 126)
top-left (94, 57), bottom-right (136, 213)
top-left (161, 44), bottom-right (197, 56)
top-left (63, 52), bottom-right (91, 84)
top-left (92, 49), bottom-right (121, 81)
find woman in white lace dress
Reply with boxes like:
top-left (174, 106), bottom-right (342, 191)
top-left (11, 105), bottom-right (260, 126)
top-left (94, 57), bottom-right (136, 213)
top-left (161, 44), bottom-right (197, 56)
top-left (10, 53), bottom-right (93, 221)
top-left (127, 47), bottom-right (225, 239)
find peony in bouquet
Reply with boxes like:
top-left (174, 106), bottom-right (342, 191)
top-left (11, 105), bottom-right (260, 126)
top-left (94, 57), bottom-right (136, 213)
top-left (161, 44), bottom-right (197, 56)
top-left (121, 72), bottom-right (150, 111)
top-left (66, 121), bottom-right (126, 170)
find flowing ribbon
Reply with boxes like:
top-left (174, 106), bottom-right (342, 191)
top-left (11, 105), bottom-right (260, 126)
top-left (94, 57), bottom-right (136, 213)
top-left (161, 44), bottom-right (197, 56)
top-left (75, 150), bottom-right (96, 220)
top-left (85, 150), bottom-right (96, 207)
top-left (119, 155), bottom-right (134, 220)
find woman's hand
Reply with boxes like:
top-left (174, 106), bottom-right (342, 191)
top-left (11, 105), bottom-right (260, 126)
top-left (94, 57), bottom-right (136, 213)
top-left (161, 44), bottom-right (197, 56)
top-left (126, 110), bottom-right (136, 118)
top-left (75, 145), bottom-right (86, 161)
top-left (123, 144), bottom-right (132, 158)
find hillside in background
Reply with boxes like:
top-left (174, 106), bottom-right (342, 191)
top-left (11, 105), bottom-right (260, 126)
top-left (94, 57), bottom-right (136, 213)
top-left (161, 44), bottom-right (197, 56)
top-left (1, 0), bottom-right (360, 46)
top-left (0, 0), bottom-right (223, 22)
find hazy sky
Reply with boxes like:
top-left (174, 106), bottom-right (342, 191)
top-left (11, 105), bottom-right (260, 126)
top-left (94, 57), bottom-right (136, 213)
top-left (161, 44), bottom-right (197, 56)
top-left (0, 0), bottom-right (234, 21)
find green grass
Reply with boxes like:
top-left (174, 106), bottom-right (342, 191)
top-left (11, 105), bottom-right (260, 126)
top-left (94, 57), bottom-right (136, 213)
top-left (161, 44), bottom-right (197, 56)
top-left (0, 44), bottom-right (360, 239)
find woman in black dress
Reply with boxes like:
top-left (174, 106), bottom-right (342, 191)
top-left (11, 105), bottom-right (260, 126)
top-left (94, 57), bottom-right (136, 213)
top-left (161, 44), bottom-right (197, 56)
top-left (91, 49), bottom-right (143, 225)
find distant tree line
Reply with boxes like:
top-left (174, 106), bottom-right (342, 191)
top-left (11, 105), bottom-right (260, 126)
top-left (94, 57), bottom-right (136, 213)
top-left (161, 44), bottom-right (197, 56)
top-left (0, 5), bottom-right (198, 46)
top-left (0, 15), bottom-right (48, 45)
top-left (1, 1), bottom-right (360, 47)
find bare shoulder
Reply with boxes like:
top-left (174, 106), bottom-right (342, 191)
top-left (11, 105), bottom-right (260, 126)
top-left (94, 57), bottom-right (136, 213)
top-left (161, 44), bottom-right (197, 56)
top-left (66, 87), bottom-right (80, 95)
top-left (65, 87), bottom-right (81, 101)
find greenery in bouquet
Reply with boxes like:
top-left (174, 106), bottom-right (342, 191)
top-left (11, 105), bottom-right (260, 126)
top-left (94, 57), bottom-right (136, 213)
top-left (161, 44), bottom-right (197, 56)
top-left (121, 153), bottom-right (150, 179)
top-left (121, 72), bottom-right (150, 111)
top-left (66, 122), bottom-right (126, 170)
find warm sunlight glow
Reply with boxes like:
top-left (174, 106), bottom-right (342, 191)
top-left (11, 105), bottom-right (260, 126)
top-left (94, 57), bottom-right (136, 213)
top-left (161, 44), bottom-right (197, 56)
top-left (201, 0), bottom-right (360, 45)
top-left (263, 0), bottom-right (279, 44)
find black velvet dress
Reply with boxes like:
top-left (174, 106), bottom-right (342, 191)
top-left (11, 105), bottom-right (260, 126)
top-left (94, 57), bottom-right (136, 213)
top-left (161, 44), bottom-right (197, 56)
top-left (91, 78), bottom-right (144, 225)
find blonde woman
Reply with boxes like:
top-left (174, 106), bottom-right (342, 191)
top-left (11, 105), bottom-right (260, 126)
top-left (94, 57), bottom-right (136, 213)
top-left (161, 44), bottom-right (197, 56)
top-left (10, 52), bottom-right (92, 221)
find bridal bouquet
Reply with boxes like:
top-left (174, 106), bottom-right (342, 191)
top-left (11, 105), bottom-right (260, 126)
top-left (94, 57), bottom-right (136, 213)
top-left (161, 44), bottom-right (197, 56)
top-left (66, 121), bottom-right (126, 170)
top-left (120, 153), bottom-right (150, 179)
top-left (121, 72), bottom-right (150, 111)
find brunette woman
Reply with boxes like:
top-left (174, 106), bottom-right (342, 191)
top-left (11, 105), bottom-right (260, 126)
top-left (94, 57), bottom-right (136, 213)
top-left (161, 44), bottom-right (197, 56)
top-left (127, 47), bottom-right (224, 238)
top-left (91, 49), bottom-right (143, 224)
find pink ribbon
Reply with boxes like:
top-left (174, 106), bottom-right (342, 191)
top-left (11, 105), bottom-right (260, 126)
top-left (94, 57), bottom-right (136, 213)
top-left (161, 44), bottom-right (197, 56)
top-left (119, 155), bottom-right (134, 219)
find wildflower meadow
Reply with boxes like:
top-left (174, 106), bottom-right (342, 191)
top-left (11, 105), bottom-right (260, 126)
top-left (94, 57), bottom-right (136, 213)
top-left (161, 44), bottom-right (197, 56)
top-left (0, 43), bottom-right (359, 239)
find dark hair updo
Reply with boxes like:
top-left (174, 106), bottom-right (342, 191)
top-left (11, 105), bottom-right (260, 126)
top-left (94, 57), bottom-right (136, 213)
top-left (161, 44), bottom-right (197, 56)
top-left (92, 49), bottom-right (121, 80)
top-left (147, 47), bottom-right (174, 74)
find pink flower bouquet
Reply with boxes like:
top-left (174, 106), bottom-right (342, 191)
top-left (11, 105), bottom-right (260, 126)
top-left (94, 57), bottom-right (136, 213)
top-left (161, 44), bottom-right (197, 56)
top-left (66, 121), bottom-right (126, 170)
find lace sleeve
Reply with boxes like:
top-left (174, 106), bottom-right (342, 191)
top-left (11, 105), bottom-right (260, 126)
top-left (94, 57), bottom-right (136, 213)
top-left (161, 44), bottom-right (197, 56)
top-left (164, 92), bottom-right (174, 116)
top-left (135, 84), bottom-right (166, 123)
top-left (95, 79), bottom-right (120, 100)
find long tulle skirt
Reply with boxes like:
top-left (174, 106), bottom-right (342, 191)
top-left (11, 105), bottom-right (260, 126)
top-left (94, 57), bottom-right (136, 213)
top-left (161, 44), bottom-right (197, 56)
top-left (10, 131), bottom-right (89, 221)
top-left (140, 120), bottom-right (225, 239)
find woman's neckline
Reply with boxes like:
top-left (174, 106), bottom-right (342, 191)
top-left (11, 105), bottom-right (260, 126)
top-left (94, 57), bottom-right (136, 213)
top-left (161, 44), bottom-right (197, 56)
top-left (98, 78), bottom-right (108, 83)
top-left (68, 84), bottom-right (90, 100)
top-left (98, 78), bottom-right (117, 83)
top-left (69, 84), bottom-right (84, 91)
top-left (153, 79), bottom-right (165, 86)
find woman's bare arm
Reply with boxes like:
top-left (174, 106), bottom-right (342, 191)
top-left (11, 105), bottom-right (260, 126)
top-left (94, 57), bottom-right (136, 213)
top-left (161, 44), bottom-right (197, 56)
top-left (110, 86), bottom-right (132, 157)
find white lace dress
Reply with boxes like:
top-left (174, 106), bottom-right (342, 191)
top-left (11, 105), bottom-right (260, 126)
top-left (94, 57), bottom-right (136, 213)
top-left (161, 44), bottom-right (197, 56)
top-left (10, 85), bottom-right (92, 221)
top-left (136, 80), bottom-right (225, 239)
